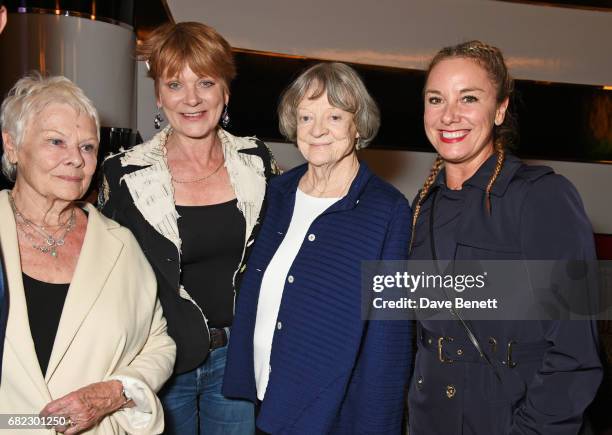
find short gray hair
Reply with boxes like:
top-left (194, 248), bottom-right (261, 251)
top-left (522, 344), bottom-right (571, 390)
top-left (0, 73), bottom-right (100, 181)
top-left (278, 62), bottom-right (380, 149)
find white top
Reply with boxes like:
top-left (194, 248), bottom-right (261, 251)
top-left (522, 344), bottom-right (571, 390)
top-left (253, 188), bottom-right (340, 400)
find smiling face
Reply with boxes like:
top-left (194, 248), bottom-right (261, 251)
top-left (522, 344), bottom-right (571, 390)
top-left (424, 57), bottom-right (508, 171)
top-left (296, 89), bottom-right (358, 168)
top-left (157, 64), bottom-right (228, 142)
top-left (4, 102), bottom-right (99, 202)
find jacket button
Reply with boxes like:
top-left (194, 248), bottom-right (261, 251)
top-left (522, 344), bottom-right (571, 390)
top-left (287, 275), bottom-right (294, 283)
top-left (166, 258), bottom-right (173, 262)
top-left (456, 348), bottom-right (463, 356)
top-left (416, 376), bottom-right (424, 391)
top-left (277, 321), bottom-right (282, 330)
top-left (308, 233), bottom-right (316, 242)
top-left (446, 385), bottom-right (456, 399)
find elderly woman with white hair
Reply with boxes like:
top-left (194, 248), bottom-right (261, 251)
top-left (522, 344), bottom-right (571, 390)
top-left (223, 62), bottom-right (413, 434)
top-left (0, 73), bottom-right (176, 434)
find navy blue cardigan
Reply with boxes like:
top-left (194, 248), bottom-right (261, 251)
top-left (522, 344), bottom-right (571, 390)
top-left (223, 162), bottom-right (413, 434)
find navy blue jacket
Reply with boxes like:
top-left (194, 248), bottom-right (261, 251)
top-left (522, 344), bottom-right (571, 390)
top-left (223, 162), bottom-right (413, 434)
top-left (408, 154), bottom-right (602, 435)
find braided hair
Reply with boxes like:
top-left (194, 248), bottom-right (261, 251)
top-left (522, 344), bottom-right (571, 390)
top-left (409, 40), bottom-right (516, 253)
top-left (409, 156), bottom-right (443, 253)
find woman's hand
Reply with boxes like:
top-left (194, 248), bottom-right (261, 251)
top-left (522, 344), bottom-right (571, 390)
top-left (40, 380), bottom-right (129, 434)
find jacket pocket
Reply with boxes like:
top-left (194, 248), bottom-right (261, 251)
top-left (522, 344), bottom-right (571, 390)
top-left (455, 240), bottom-right (521, 260)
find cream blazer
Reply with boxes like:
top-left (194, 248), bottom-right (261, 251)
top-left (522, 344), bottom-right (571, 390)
top-left (0, 190), bottom-right (176, 434)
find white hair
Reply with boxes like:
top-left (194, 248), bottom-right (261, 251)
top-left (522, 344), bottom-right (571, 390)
top-left (0, 72), bottom-right (100, 181)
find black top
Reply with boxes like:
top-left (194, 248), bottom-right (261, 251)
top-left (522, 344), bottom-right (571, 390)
top-left (177, 199), bottom-right (245, 328)
top-left (22, 273), bottom-right (69, 376)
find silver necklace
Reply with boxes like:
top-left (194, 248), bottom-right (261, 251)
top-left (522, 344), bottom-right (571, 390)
top-left (9, 195), bottom-right (76, 258)
top-left (306, 163), bottom-right (359, 197)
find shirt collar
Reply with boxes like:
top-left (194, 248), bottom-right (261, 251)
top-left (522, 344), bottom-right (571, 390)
top-left (432, 152), bottom-right (523, 197)
top-left (272, 160), bottom-right (374, 211)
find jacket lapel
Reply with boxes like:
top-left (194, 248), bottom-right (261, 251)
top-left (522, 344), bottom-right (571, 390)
top-left (115, 128), bottom-right (268, 254)
top-left (219, 129), bottom-right (267, 246)
top-left (118, 127), bottom-right (181, 253)
top-left (0, 191), bottom-right (51, 401)
top-left (45, 204), bottom-right (123, 382)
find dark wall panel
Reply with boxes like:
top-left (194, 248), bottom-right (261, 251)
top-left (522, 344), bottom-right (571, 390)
top-left (229, 51), bottom-right (612, 164)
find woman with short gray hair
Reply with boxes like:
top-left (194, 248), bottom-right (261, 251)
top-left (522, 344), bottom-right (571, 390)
top-left (277, 62), bottom-right (380, 150)
top-left (0, 75), bottom-right (100, 181)
top-left (0, 73), bottom-right (175, 434)
top-left (224, 62), bottom-right (413, 434)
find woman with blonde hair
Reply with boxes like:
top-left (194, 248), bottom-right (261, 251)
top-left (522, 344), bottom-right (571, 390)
top-left (407, 40), bottom-right (601, 434)
top-left (100, 22), bottom-right (279, 434)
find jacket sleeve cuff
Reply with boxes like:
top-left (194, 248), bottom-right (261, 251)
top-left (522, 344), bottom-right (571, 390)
top-left (109, 375), bottom-right (153, 428)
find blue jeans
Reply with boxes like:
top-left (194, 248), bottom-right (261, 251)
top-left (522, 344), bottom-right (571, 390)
top-left (160, 344), bottom-right (255, 435)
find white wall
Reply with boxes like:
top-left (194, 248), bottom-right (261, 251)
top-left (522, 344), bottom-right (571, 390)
top-left (168, 0), bottom-right (612, 86)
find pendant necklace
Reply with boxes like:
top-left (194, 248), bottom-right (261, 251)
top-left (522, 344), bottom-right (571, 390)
top-left (9, 194), bottom-right (76, 258)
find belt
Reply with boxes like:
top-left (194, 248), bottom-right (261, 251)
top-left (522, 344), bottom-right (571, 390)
top-left (419, 326), bottom-right (549, 367)
top-left (209, 327), bottom-right (230, 350)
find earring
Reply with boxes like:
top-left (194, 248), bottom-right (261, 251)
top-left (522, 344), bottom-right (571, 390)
top-left (354, 136), bottom-right (362, 150)
top-left (154, 110), bottom-right (163, 129)
top-left (495, 110), bottom-right (506, 126)
top-left (220, 105), bottom-right (230, 128)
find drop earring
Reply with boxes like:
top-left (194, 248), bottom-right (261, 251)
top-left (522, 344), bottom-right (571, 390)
top-left (154, 109), bottom-right (163, 129)
top-left (220, 105), bottom-right (230, 128)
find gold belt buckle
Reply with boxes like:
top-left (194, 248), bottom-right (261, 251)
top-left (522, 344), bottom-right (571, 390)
top-left (438, 336), bottom-right (454, 363)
